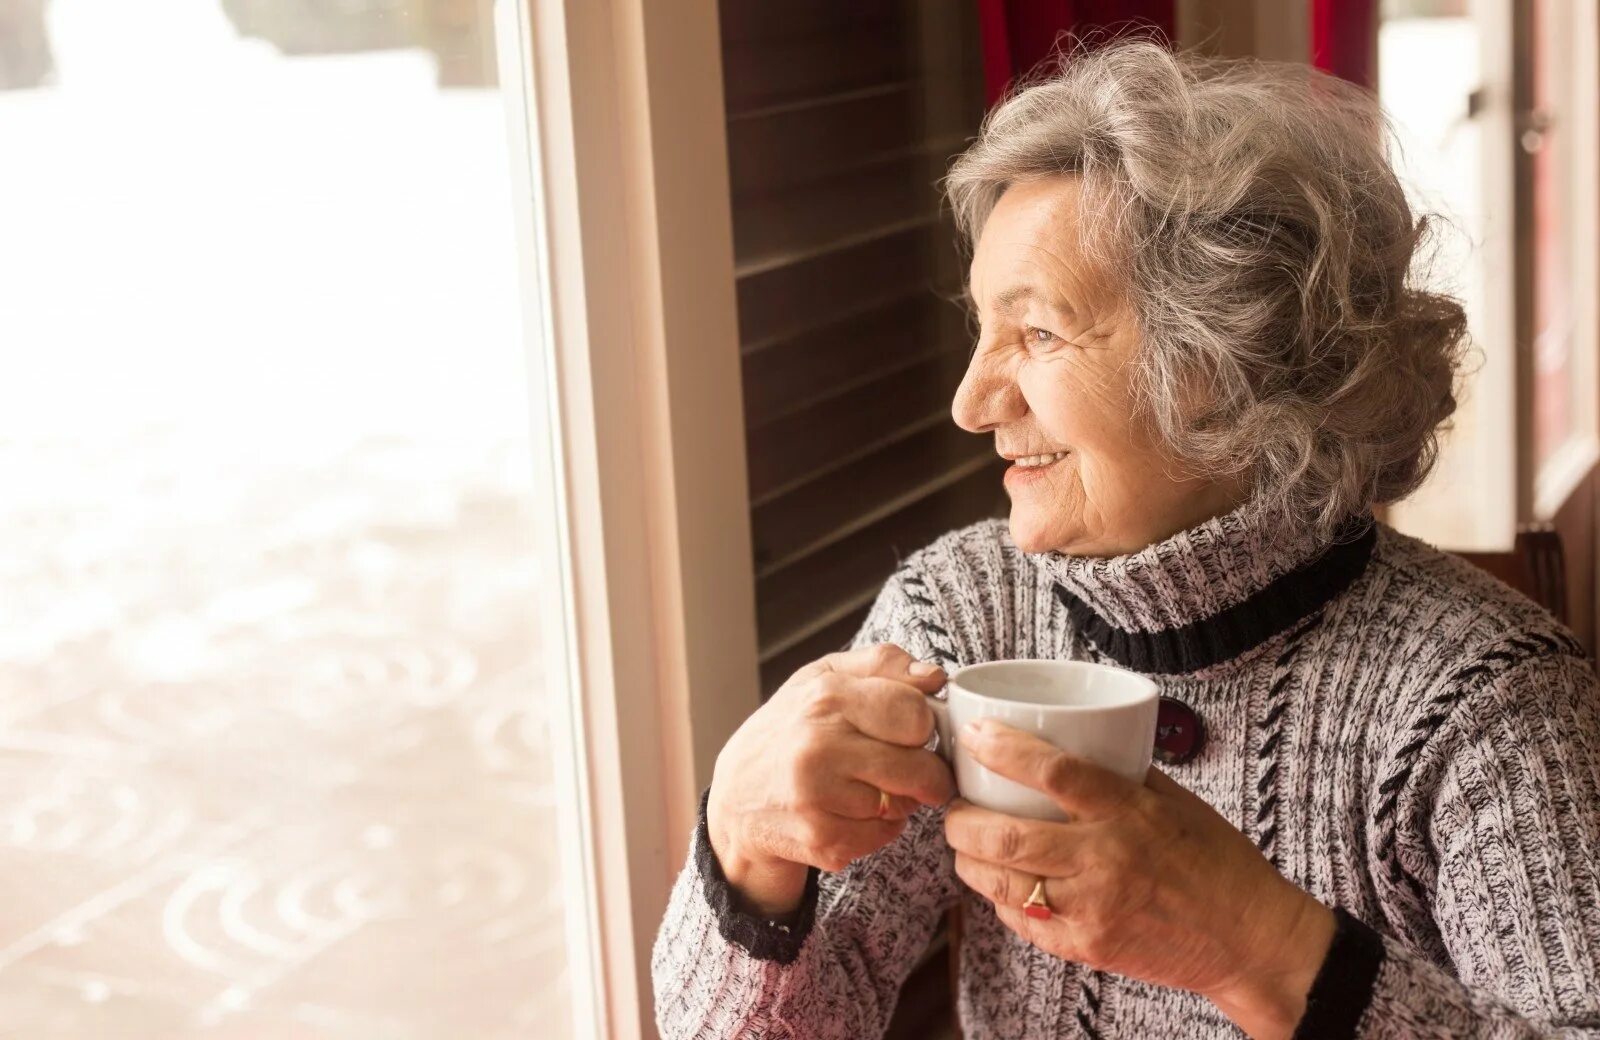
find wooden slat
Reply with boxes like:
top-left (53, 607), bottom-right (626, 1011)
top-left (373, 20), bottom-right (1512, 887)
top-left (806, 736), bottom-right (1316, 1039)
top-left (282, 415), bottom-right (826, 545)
top-left (754, 452), bottom-right (998, 580)
top-left (734, 214), bottom-right (942, 282)
top-left (745, 351), bottom-right (970, 503)
top-left (756, 467), bottom-right (1003, 656)
top-left (730, 154), bottom-right (950, 276)
top-left (727, 80), bottom-right (913, 128)
top-left (758, 606), bottom-right (871, 697)
top-left (735, 221), bottom-right (963, 346)
top-left (720, 13), bottom-right (912, 115)
top-left (752, 422), bottom-right (999, 575)
top-left (741, 300), bottom-right (968, 427)
top-left (718, 0), bottom-right (901, 47)
top-left (741, 283), bottom-right (964, 358)
top-left (885, 937), bottom-right (956, 1040)
top-left (726, 82), bottom-right (975, 196)
top-left (733, 133), bottom-right (972, 206)
top-left (761, 585), bottom-right (883, 669)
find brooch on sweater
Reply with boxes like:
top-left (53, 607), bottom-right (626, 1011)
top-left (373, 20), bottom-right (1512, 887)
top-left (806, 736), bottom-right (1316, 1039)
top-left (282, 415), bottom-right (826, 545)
top-left (1154, 696), bottom-right (1205, 764)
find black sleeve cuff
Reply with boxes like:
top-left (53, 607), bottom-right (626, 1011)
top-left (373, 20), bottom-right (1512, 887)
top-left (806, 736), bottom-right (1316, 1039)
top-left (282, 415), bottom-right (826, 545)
top-left (1292, 906), bottom-right (1387, 1040)
top-left (693, 786), bottom-right (821, 965)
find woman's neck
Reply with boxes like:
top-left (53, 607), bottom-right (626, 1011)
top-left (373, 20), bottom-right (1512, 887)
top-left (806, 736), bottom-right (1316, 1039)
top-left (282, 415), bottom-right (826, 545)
top-left (1032, 501), bottom-right (1377, 674)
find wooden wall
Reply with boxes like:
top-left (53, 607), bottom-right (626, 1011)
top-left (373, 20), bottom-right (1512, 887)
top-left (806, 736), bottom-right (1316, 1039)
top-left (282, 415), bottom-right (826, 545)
top-left (717, 1), bottom-right (1007, 700)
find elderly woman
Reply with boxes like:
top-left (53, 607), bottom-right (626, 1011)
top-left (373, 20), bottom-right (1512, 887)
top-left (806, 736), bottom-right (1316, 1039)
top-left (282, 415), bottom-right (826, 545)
top-left (652, 41), bottom-right (1600, 1039)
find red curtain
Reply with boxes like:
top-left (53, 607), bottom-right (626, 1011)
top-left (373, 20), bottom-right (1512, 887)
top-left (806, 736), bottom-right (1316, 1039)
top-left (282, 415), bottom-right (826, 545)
top-left (978, 0), bottom-right (1176, 107)
top-left (1311, 0), bottom-right (1379, 89)
top-left (982, 1), bottom-right (1381, 101)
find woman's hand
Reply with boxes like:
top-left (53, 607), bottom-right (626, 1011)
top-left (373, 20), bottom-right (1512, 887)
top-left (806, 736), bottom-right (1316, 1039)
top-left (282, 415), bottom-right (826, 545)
top-left (707, 643), bottom-right (956, 917)
top-left (944, 718), bottom-right (1336, 1040)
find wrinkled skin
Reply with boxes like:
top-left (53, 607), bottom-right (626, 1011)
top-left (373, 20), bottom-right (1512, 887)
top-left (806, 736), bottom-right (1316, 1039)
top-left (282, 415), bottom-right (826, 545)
top-left (951, 175), bottom-right (1244, 555)
top-left (707, 643), bottom-right (954, 915)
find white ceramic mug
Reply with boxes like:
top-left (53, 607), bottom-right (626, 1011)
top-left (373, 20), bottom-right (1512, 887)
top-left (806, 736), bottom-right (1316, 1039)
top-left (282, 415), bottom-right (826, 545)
top-left (926, 659), bottom-right (1160, 821)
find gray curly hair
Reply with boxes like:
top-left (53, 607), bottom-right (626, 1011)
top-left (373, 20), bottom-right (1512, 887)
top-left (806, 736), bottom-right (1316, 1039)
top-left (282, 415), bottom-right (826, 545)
top-left (943, 38), bottom-right (1470, 536)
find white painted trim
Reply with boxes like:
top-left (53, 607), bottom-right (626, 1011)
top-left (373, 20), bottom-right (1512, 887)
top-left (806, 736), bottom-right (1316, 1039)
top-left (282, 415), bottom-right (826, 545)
top-left (497, 4), bottom-right (609, 1037)
top-left (507, 0), bottom-right (757, 1037)
top-left (1467, 0), bottom-right (1520, 544)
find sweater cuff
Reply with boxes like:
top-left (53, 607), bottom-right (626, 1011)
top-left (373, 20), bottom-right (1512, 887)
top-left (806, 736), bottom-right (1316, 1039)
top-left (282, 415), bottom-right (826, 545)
top-left (693, 786), bottom-right (821, 965)
top-left (1291, 906), bottom-right (1386, 1040)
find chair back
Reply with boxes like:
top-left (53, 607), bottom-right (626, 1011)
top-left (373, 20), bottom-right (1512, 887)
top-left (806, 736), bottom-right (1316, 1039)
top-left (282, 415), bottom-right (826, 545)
top-left (1456, 524), bottom-right (1569, 624)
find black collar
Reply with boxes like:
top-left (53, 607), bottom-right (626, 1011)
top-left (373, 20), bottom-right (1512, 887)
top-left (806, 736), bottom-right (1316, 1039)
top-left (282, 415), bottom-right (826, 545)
top-left (1052, 521), bottom-right (1377, 675)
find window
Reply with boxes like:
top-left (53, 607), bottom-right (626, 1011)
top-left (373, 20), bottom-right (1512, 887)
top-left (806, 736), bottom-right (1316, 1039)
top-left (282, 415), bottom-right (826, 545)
top-left (0, 2), bottom-right (591, 1034)
top-left (1380, 0), bottom-right (1600, 545)
top-left (1379, 0), bottom-right (1518, 549)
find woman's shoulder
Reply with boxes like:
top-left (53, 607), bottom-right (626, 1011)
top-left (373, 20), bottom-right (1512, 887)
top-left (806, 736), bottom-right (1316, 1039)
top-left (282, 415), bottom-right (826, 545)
top-left (1347, 531), bottom-right (1598, 933)
top-left (895, 517), bottom-right (1054, 604)
top-left (1347, 523), bottom-right (1593, 733)
top-left (877, 518), bottom-right (1030, 664)
top-left (896, 517), bottom-right (1017, 577)
top-left (1362, 523), bottom-right (1582, 653)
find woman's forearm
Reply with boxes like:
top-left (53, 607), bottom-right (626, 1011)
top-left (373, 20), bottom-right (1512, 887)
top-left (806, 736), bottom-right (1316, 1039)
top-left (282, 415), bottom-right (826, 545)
top-left (652, 788), bottom-right (957, 1040)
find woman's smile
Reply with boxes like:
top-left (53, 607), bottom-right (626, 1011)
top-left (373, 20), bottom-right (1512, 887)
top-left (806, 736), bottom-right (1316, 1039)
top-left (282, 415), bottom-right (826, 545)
top-left (1002, 450), bottom-right (1069, 486)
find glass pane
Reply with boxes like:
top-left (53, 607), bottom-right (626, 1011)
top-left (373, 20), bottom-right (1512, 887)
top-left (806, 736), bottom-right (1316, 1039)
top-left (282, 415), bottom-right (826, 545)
top-left (0, 2), bottom-right (579, 1036)
top-left (1379, 0), bottom-right (1511, 549)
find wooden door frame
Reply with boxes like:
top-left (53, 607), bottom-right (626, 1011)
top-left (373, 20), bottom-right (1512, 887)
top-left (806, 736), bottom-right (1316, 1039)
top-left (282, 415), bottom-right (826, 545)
top-left (1514, 0), bottom-right (1600, 649)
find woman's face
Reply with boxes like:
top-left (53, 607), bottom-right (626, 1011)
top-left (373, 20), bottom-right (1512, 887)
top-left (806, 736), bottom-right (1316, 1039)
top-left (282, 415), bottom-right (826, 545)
top-left (953, 175), bottom-right (1243, 557)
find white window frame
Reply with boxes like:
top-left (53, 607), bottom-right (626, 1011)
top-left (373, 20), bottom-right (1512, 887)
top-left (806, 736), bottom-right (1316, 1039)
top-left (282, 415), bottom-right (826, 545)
top-left (499, 1), bottom-right (759, 1037)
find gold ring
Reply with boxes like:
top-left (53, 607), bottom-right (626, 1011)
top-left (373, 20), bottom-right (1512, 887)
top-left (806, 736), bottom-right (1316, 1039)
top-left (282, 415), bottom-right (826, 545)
top-left (1022, 877), bottom-right (1052, 920)
top-left (877, 788), bottom-right (892, 818)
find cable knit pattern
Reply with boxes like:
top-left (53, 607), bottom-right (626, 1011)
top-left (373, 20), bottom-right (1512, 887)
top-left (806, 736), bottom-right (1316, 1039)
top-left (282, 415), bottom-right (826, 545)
top-left (651, 503), bottom-right (1600, 1038)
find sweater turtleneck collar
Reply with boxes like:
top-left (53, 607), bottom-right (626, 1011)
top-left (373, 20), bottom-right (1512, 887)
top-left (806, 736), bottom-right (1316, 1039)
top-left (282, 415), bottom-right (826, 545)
top-left (1035, 500), bottom-right (1377, 675)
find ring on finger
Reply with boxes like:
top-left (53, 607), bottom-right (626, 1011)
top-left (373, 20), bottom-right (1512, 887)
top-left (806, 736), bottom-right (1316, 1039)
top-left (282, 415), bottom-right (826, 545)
top-left (1022, 877), bottom-right (1053, 920)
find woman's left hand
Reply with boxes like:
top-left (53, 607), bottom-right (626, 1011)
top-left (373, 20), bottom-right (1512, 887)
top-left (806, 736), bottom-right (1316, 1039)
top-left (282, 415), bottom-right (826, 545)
top-left (943, 718), bottom-right (1336, 1040)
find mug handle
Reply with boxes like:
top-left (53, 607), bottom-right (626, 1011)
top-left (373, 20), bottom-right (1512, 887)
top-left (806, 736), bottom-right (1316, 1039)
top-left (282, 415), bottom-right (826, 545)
top-left (925, 689), bottom-right (954, 764)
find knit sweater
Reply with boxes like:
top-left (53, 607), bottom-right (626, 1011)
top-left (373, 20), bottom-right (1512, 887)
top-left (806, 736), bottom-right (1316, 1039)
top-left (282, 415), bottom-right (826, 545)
top-left (651, 505), bottom-right (1600, 1038)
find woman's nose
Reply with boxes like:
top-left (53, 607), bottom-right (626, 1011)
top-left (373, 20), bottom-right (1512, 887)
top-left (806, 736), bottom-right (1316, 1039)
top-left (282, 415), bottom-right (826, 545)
top-left (951, 353), bottom-right (1024, 434)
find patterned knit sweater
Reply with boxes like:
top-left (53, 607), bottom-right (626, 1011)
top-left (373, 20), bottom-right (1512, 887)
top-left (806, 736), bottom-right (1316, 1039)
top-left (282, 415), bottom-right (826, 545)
top-left (651, 506), bottom-right (1600, 1038)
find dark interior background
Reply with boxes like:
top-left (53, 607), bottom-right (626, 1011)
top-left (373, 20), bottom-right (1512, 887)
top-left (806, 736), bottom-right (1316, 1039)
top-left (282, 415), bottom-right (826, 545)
top-left (718, 0), bottom-right (1009, 704)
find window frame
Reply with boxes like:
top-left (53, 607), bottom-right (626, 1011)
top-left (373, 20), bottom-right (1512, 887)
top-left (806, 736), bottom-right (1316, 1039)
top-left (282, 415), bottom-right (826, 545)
top-left (500, 1), bottom-right (759, 1037)
top-left (1523, 0), bottom-right (1600, 522)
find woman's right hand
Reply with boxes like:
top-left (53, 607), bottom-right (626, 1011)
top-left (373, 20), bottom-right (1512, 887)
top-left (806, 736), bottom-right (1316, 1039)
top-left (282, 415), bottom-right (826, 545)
top-left (706, 643), bottom-right (955, 916)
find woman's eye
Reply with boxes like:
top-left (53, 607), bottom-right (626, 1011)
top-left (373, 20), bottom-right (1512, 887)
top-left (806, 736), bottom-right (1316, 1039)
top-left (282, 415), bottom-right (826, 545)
top-left (1025, 325), bottom-right (1057, 345)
